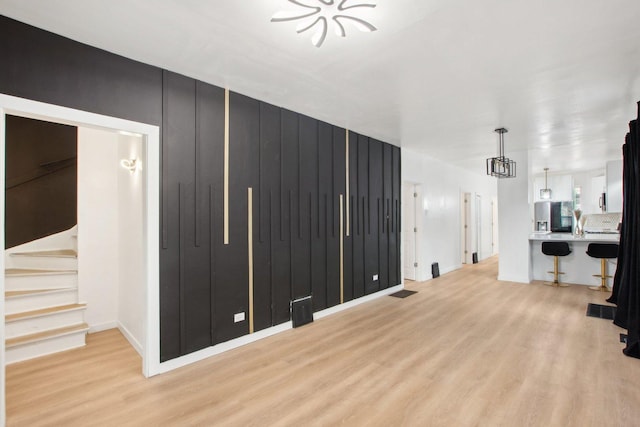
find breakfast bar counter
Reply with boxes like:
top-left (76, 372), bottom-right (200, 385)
top-left (529, 233), bottom-right (619, 286)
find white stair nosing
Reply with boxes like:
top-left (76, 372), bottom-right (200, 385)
top-left (6, 303), bottom-right (87, 323)
top-left (6, 323), bottom-right (89, 349)
top-left (5, 269), bottom-right (78, 277)
top-left (10, 250), bottom-right (77, 258)
top-left (5, 287), bottom-right (78, 299)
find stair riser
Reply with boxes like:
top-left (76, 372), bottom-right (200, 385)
top-left (7, 256), bottom-right (77, 270)
top-left (6, 331), bottom-right (87, 365)
top-left (6, 309), bottom-right (86, 338)
top-left (5, 290), bottom-right (78, 315)
top-left (5, 274), bottom-right (78, 291)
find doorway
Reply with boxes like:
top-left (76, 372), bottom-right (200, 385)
top-left (0, 94), bottom-right (161, 420)
top-left (403, 183), bottom-right (419, 281)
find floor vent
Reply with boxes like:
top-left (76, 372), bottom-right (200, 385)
top-left (431, 262), bottom-right (440, 278)
top-left (291, 296), bottom-right (313, 328)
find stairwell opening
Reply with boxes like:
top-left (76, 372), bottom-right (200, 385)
top-left (0, 94), bottom-right (161, 422)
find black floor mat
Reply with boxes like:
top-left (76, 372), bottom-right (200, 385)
top-left (390, 290), bottom-right (417, 298)
top-left (586, 303), bottom-right (616, 320)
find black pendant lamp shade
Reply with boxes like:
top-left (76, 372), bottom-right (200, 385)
top-left (486, 127), bottom-right (516, 178)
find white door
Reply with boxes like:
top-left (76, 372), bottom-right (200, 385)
top-left (461, 192), bottom-right (471, 264)
top-left (403, 184), bottom-right (417, 280)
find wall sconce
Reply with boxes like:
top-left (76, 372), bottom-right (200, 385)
top-left (540, 167), bottom-right (552, 199)
top-left (120, 158), bottom-right (139, 173)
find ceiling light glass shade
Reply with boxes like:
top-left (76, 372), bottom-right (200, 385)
top-left (486, 128), bottom-right (516, 178)
top-left (540, 167), bottom-right (552, 199)
top-left (272, 0), bottom-right (377, 47)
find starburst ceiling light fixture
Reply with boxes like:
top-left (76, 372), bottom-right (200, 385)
top-left (271, 0), bottom-right (377, 48)
top-left (486, 128), bottom-right (517, 178)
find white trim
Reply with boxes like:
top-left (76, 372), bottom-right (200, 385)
top-left (88, 321), bottom-right (119, 334)
top-left (0, 105), bottom-right (6, 427)
top-left (157, 322), bottom-right (292, 374)
top-left (315, 284), bottom-right (404, 320)
top-left (155, 283), bottom-right (404, 374)
top-left (118, 323), bottom-right (143, 356)
top-left (0, 94), bottom-right (160, 391)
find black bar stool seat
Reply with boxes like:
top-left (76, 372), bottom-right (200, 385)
top-left (586, 243), bottom-right (619, 292)
top-left (541, 241), bottom-right (571, 287)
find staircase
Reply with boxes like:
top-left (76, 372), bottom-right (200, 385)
top-left (4, 226), bottom-right (88, 364)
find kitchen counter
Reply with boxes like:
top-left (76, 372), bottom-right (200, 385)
top-left (529, 232), bottom-right (619, 242)
top-left (529, 233), bottom-right (619, 286)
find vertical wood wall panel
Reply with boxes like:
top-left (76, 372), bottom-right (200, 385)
top-left (365, 139), bottom-right (382, 295)
top-left (254, 102), bottom-right (280, 331)
top-left (160, 71), bottom-right (197, 361)
top-left (328, 125), bottom-right (346, 307)
top-left (1, 16), bottom-right (402, 363)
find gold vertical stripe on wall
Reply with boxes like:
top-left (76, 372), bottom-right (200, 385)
top-left (224, 88), bottom-right (230, 245)
top-left (345, 130), bottom-right (350, 237)
top-left (339, 194), bottom-right (344, 304)
top-left (248, 187), bottom-right (254, 333)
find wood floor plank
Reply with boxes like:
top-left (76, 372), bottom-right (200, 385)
top-left (6, 256), bottom-right (640, 426)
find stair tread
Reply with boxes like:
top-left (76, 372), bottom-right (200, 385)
top-left (5, 268), bottom-right (77, 276)
top-left (5, 322), bottom-right (89, 348)
top-left (5, 287), bottom-right (76, 298)
top-left (10, 249), bottom-right (77, 258)
top-left (6, 303), bottom-right (86, 322)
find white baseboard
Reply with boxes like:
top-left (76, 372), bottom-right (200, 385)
top-left (155, 283), bottom-right (404, 375)
top-left (314, 284), bottom-right (403, 320)
top-left (88, 321), bottom-right (117, 334)
top-left (118, 323), bottom-right (143, 356)
top-left (497, 274), bottom-right (531, 284)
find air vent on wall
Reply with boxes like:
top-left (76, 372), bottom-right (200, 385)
top-left (291, 296), bottom-right (314, 328)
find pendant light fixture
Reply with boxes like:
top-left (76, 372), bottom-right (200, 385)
top-left (540, 168), bottom-right (552, 200)
top-left (486, 128), bottom-right (516, 178)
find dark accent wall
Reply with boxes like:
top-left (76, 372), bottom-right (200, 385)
top-left (0, 15), bottom-right (401, 362)
top-left (5, 115), bottom-right (77, 248)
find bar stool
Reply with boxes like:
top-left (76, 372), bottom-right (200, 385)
top-left (542, 241), bottom-right (571, 287)
top-left (586, 243), bottom-right (619, 292)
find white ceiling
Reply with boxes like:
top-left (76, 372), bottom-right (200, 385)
top-left (2, 0), bottom-right (640, 176)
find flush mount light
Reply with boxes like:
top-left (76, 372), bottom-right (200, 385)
top-left (486, 128), bottom-right (516, 178)
top-left (120, 158), bottom-right (139, 173)
top-left (540, 167), bottom-right (552, 199)
top-left (271, 0), bottom-right (377, 48)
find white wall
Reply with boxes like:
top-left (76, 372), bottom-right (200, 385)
top-left (606, 159), bottom-right (623, 213)
top-left (78, 127), bottom-right (119, 331)
top-left (78, 128), bottom-right (145, 353)
top-left (402, 148), bottom-right (498, 281)
top-left (497, 149), bottom-right (531, 283)
top-left (117, 134), bottom-right (145, 354)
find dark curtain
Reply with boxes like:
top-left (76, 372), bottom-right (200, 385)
top-left (607, 101), bottom-right (640, 359)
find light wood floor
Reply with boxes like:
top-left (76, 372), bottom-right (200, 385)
top-left (7, 256), bottom-right (640, 426)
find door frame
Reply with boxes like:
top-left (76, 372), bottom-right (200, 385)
top-left (0, 94), bottom-right (161, 421)
top-left (402, 181), bottom-right (421, 281)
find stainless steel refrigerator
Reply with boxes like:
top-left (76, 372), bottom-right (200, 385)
top-left (534, 201), bottom-right (573, 232)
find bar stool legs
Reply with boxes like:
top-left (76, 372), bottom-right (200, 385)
top-left (586, 243), bottom-right (618, 292)
top-left (545, 255), bottom-right (569, 287)
top-left (541, 241), bottom-right (571, 288)
top-left (589, 258), bottom-right (612, 292)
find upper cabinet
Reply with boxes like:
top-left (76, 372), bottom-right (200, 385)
top-left (532, 173), bottom-right (573, 202)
